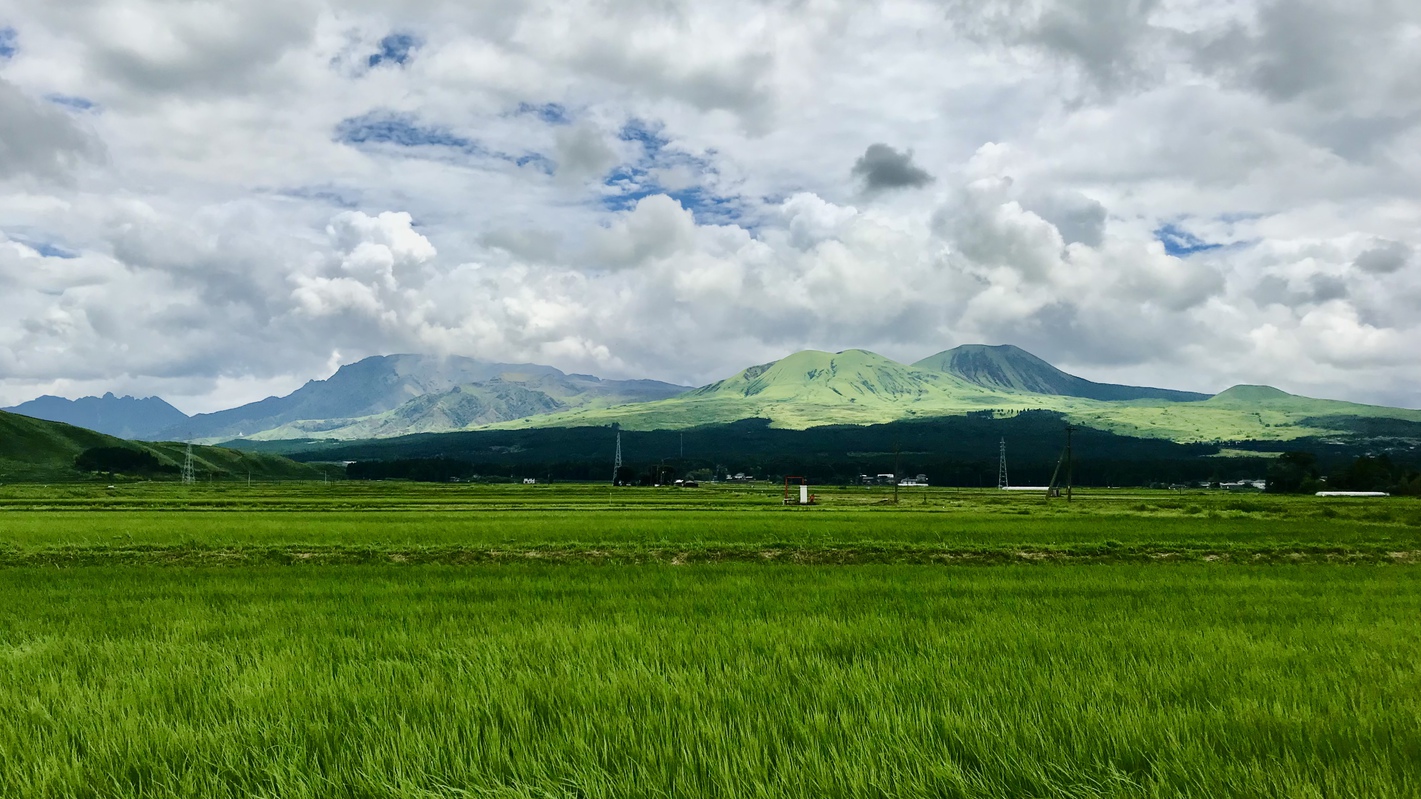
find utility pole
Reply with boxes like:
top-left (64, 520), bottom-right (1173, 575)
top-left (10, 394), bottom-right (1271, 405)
top-left (1045, 424), bottom-right (1076, 501)
top-left (893, 440), bottom-right (902, 505)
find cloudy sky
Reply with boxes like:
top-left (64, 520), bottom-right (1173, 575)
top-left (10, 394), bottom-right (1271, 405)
top-left (1, 0), bottom-right (1418, 413)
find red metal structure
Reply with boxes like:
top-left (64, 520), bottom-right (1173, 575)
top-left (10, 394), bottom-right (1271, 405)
top-left (783, 476), bottom-right (816, 505)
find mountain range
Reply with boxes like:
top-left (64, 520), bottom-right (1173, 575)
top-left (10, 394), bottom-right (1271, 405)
top-left (159, 355), bottom-right (689, 442)
top-left (6, 345), bottom-right (1420, 446)
top-left (494, 346), bottom-right (1421, 444)
top-left (3, 393), bottom-right (189, 440)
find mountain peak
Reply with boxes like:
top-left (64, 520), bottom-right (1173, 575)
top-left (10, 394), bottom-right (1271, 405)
top-left (1209, 384), bottom-right (1294, 403)
top-left (691, 348), bottom-right (953, 404)
top-left (914, 344), bottom-right (1209, 403)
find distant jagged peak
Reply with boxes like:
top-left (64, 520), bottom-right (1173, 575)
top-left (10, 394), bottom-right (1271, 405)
top-left (2, 392), bottom-right (190, 440)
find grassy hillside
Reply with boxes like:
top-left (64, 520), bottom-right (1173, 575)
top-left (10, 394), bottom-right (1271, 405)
top-left (481, 350), bottom-right (1421, 445)
top-left (491, 350), bottom-right (1045, 430)
top-left (1070, 385), bottom-right (1421, 443)
top-left (0, 410), bottom-right (329, 482)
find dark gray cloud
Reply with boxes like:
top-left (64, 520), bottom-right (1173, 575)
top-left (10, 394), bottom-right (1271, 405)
top-left (1253, 272), bottom-right (1350, 307)
top-left (0, 78), bottom-right (103, 180)
top-left (1018, 189), bottom-right (1107, 247)
top-left (942, 0), bottom-right (1166, 94)
top-left (79, 0), bottom-right (319, 96)
top-left (1191, 1), bottom-right (1348, 102)
top-left (851, 144), bottom-right (934, 192)
top-left (1029, 0), bottom-right (1162, 91)
top-left (1190, 0), bottom-right (1421, 107)
top-left (1354, 239), bottom-right (1411, 274)
top-left (554, 123), bottom-right (617, 182)
top-left (1308, 273), bottom-right (1349, 303)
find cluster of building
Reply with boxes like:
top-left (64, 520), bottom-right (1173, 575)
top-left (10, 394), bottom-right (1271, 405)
top-left (858, 473), bottom-right (930, 487)
top-left (1162, 480), bottom-right (1267, 491)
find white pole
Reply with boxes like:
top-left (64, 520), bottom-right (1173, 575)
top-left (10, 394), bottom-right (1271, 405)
top-left (800, 484), bottom-right (808, 505)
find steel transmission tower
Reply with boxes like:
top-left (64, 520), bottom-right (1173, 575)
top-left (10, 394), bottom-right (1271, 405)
top-left (997, 438), bottom-right (1008, 489)
top-left (612, 431), bottom-right (623, 485)
top-left (181, 443), bottom-right (195, 485)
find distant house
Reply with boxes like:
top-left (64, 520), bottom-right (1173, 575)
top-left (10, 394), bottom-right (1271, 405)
top-left (522, 478), bottom-right (537, 485)
top-left (1220, 480), bottom-right (1266, 491)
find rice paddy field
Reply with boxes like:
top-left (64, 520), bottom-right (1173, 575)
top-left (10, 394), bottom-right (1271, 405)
top-left (2, 482), bottom-right (1420, 797)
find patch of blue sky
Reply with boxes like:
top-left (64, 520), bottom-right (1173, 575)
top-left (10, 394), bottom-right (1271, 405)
top-left (8, 233), bottom-right (79, 259)
top-left (46, 94), bottom-right (98, 112)
top-left (335, 109), bottom-right (552, 173)
top-left (1155, 222), bottom-right (1224, 257)
top-left (617, 118), bottom-right (670, 156)
top-left (31, 242), bottom-right (79, 259)
top-left (0, 26), bottom-right (17, 59)
top-left (515, 153), bottom-right (555, 174)
top-left (516, 102), bottom-right (570, 125)
top-left (367, 32), bottom-right (420, 68)
top-left (601, 118), bottom-right (749, 226)
top-left (335, 110), bottom-right (488, 155)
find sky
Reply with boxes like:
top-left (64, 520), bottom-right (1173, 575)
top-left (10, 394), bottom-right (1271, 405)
top-left (0, 0), bottom-right (1419, 414)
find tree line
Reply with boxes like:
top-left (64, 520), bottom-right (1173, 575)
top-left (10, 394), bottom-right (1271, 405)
top-left (1267, 452), bottom-right (1421, 494)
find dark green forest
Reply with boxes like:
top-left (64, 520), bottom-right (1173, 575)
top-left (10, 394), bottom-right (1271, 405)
top-left (220, 411), bottom-right (1409, 488)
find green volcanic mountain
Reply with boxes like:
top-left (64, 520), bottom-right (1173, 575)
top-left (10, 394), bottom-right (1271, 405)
top-left (492, 347), bottom-right (1421, 444)
top-left (915, 344), bottom-right (1209, 402)
top-left (0, 409), bottom-right (326, 482)
top-left (494, 349), bottom-right (1041, 431)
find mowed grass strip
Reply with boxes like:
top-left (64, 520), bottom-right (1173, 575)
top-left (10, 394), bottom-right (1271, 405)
top-left (1, 564), bottom-right (1418, 798)
top-left (2, 506), bottom-right (1419, 552)
top-left (3, 542), bottom-right (1419, 567)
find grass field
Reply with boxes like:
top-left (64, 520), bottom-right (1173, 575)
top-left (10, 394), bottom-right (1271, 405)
top-left (2, 483), bottom-right (1419, 797)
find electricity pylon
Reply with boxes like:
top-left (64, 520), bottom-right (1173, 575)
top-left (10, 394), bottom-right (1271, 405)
top-left (181, 443), bottom-right (195, 485)
top-left (612, 431), bottom-right (623, 485)
top-left (997, 438), bottom-right (1008, 489)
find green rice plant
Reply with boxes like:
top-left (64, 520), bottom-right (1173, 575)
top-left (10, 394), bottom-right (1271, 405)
top-left (0, 564), bottom-right (1418, 798)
